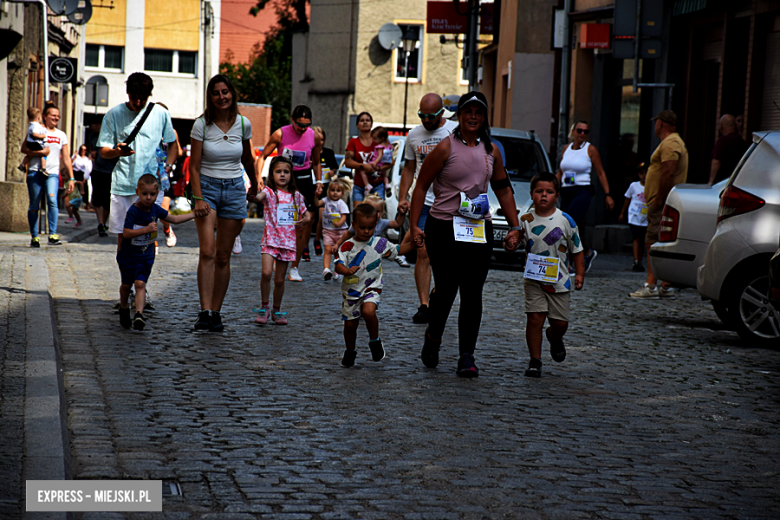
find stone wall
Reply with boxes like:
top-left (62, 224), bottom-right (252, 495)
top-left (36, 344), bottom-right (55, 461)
top-left (0, 181), bottom-right (30, 232)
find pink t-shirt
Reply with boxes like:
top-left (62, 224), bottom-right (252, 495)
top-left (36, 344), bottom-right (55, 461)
top-left (261, 186), bottom-right (308, 250)
top-left (430, 135), bottom-right (495, 221)
top-left (278, 125), bottom-right (315, 171)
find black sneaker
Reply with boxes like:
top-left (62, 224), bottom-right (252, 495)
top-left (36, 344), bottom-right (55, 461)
top-left (412, 304), bottom-right (429, 324)
top-left (420, 328), bottom-right (441, 368)
top-left (369, 338), bottom-right (385, 362)
top-left (210, 311), bottom-right (224, 332)
top-left (546, 328), bottom-right (566, 363)
top-left (98, 224), bottom-right (108, 237)
top-left (525, 358), bottom-right (542, 378)
top-left (119, 307), bottom-right (131, 329)
top-left (631, 261), bottom-right (645, 272)
top-left (48, 234), bottom-right (62, 245)
top-left (132, 312), bottom-right (146, 331)
top-left (302, 248), bottom-right (311, 262)
top-left (456, 353), bottom-right (479, 378)
top-left (30, 237), bottom-right (40, 248)
top-left (313, 239), bottom-right (323, 256)
top-left (341, 349), bottom-right (357, 368)
top-left (194, 310), bottom-right (211, 330)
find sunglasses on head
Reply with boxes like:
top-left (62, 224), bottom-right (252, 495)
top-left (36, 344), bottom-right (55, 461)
top-left (417, 108), bottom-right (444, 121)
top-left (575, 128), bottom-right (590, 135)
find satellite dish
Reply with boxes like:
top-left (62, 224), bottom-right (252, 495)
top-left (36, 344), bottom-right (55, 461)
top-left (67, 0), bottom-right (92, 25)
top-left (64, 0), bottom-right (81, 15)
top-left (378, 23), bottom-right (403, 51)
top-left (46, 0), bottom-right (67, 14)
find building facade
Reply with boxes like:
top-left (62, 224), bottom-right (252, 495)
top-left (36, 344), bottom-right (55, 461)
top-left (83, 0), bottom-right (221, 144)
top-left (291, 0), bottom-right (470, 151)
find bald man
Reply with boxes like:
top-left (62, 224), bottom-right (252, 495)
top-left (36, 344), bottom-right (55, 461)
top-left (709, 114), bottom-right (748, 185)
top-left (398, 93), bottom-right (458, 324)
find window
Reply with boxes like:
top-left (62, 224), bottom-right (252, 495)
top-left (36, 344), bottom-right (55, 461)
top-left (144, 49), bottom-right (197, 76)
top-left (394, 25), bottom-right (423, 82)
top-left (85, 44), bottom-right (123, 70)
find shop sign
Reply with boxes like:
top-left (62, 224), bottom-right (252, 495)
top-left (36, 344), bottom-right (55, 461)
top-left (426, 1), bottom-right (494, 35)
top-left (580, 24), bottom-right (611, 49)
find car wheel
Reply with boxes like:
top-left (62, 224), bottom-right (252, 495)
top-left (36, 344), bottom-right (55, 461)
top-left (711, 300), bottom-right (731, 326)
top-left (725, 272), bottom-right (780, 346)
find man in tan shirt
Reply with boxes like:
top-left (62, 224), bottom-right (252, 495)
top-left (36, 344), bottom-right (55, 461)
top-left (630, 110), bottom-right (688, 299)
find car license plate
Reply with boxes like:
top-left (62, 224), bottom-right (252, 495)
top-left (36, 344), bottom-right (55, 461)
top-left (493, 229), bottom-right (507, 242)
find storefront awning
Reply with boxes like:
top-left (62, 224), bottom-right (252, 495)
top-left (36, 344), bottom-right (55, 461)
top-left (673, 0), bottom-right (708, 16)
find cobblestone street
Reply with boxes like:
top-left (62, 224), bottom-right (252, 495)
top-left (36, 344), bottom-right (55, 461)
top-left (3, 218), bottom-right (780, 519)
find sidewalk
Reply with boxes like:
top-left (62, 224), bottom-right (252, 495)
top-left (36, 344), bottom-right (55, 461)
top-left (0, 207), bottom-right (100, 248)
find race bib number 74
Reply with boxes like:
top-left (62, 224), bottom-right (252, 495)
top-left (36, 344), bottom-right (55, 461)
top-left (523, 253), bottom-right (560, 284)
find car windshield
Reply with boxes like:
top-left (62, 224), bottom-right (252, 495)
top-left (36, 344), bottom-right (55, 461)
top-left (491, 136), bottom-right (547, 182)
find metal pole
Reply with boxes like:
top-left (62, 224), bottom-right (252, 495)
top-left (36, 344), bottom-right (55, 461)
top-left (39, 0), bottom-right (49, 102)
top-left (403, 50), bottom-right (410, 132)
top-left (466, 0), bottom-right (478, 91)
top-left (632, 0), bottom-right (642, 93)
top-left (556, 0), bottom-right (572, 167)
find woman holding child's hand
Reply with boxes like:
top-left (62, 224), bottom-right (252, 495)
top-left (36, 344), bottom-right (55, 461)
top-left (410, 91), bottom-right (521, 378)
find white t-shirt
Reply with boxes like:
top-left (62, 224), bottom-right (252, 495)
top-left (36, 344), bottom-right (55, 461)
top-left (322, 198), bottom-right (350, 230)
top-left (27, 121), bottom-right (47, 145)
top-left (624, 181), bottom-right (648, 227)
top-left (72, 154), bottom-right (93, 180)
top-left (191, 115), bottom-right (251, 180)
top-left (404, 119), bottom-right (458, 206)
top-left (38, 128), bottom-right (68, 176)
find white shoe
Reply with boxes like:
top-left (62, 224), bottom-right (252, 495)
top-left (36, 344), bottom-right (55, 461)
top-left (323, 268), bottom-right (333, 281)
top-left (395, 255), bottom-right (410, 268)
top-left (232, 235), bottom-right (242, 255)
top-left (288, 267), bottom-right (303, 282)
top-left (629, 283), bottom-right (659, 299)
top-left (333, 273), bottom-right (342, 282)
top-left (658, 286), bottom-right (675, 298)
top-left (165, 228), bottom-right (177, 247)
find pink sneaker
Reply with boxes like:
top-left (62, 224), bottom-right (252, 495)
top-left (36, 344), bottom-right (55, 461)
top-left (73, 221), bottom-right (83, 229)
top-left (65, 217), bottom-right (74, 224)
top-left (271, 309), bottom-right (288, 325)
top-left (254, 307), bottom-right (269, 325)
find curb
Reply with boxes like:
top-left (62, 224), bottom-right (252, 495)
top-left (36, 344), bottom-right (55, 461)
top-left (22, 255), bottom-right (70, 519)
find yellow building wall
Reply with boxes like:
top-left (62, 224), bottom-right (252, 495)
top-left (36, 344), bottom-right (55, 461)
top-left (144, 0), bottom-right (200, 51)
top-left (85, 0), bottom-right (126, 46)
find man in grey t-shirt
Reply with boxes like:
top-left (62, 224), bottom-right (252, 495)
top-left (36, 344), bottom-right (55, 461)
top-left (398, 93), bottom-right (458, 324)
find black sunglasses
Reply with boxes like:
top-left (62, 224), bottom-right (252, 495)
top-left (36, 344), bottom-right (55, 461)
top-left (417, 108), bottom-right (444, 121)
top-left (294, 121), bottom-right (312, 128)
top-left (575, 128), bottom-right (590, 135)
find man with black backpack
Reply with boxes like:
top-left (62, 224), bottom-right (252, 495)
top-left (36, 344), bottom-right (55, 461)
top-left (98, 72), bottom-right (178, 245)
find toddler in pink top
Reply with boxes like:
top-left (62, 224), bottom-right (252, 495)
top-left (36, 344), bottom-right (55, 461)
top-left (254, 156), bottom-right (310, 325)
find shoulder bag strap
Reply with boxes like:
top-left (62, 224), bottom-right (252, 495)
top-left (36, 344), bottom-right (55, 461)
top-left (123, 102), bottom-right (155, 146)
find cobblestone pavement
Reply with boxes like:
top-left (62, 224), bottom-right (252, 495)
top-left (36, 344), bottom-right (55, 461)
top-left (4, 217), bottom-right (780, 519)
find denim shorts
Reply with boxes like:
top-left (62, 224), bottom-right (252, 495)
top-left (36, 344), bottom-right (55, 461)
top-left (352, 184), bottom-right (385, 203)
top-left (200, 175), bottom-right (248, 220)
top-left (418, 204), bottom-right (431, 231)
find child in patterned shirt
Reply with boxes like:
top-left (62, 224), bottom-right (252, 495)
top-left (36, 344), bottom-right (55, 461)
top-left (335, 203), bottom-right (414, 368)
top-left (508, 172), bottom-right (585, 378)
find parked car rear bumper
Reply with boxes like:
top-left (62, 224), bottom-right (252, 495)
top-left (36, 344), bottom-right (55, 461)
top-left (649, 239), bottom-right (710, 288)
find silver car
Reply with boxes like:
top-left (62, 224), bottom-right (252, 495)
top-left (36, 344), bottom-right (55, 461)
top-left (649, 179), bottom-right (728, 289)
top-left (697, 131), bottom-right (780, 346)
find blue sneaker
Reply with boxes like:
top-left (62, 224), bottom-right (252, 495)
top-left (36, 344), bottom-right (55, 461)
top-left (456, 353), bottom-right (479, 378)
top-left (584, 250), bottom-right (598, 273)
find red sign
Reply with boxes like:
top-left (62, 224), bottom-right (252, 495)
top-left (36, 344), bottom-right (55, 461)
top-left (427, 2), bottom-right (467, 34)
top-left (580, 23), bottom-right (612, 49)
top-left (480, 3), bottom-right (494, 35)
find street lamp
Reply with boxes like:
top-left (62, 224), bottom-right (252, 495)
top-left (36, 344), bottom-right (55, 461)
top-left (401, 26), bottom-right (419, 133)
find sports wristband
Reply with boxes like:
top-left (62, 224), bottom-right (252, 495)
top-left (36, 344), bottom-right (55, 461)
top-left (509, 226), bottom-right (522, 232)
top-left (605, 193), bottom-right (613, 198)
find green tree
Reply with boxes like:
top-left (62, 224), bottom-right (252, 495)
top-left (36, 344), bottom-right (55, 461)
top-left (220, 0), bottom-right (309, 133)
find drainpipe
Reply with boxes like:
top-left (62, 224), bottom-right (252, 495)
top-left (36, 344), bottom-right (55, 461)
top-left (38, 0), bottom-right (49, 102)
top-left (556, 0), bottom-right (572, 168)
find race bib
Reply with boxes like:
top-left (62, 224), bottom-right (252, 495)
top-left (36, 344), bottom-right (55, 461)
top-left (524, 253), bottom-right (560, 284)
top-left (131, 223), bottom-right (157, 247)
top-left (277, 203), bottom-right (299, 226)
top-left (458, 192), bottom-right (490, 219)
top-left (563, 172), bottom-right (576, 186)
top-left (282, 148), bottom-right (307, 168)
top-left (328, 213), bottom-right (341, 226)
top-left (453, 216), bottom-right (486, 243)
top-left (380, 148), bottom-right (393, 163)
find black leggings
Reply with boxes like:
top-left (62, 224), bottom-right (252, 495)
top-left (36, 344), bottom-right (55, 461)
top-left (424, 215), bottom-right (494, 355)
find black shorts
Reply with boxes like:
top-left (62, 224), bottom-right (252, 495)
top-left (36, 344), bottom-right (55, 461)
top-left (629, 223), bottom-right (647, 242)
top-left (26, 141), bottom-right (44, 151)
top-left (91, 170), bottom-right (112, 208)
top-left (295, 170), bottom-right (318, 223)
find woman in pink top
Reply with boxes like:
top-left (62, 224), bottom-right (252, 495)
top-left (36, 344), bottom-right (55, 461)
top-left (410, 91), bottom-right (521, 378)
top-left (255, 105), bottom-right (323, 281)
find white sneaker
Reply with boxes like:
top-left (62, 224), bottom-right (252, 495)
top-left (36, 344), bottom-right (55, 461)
top-left (629, 283), bottom-right (659, 298)
top-left (323, 268), bottom-right (333, 281)
top-left (395, 255), bottom-right (410, 268)
top-left (232, 235), bottom-right (242, 255)
top-left (658, 286), bottom-right (676, 298)
top-left (288, 267), bottom-right (303, 282)
top-left (165, 227), bottom-right (177, 247)
top-left (333, 273), bottom-right (342, 282)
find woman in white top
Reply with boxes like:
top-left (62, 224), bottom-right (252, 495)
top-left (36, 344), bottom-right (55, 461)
top-left (190, 74), bottom-right (258, 332)
top-left (71, 145), bottom-right (92, 208)
top-left (555, 120), bottom-right (614, 271)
